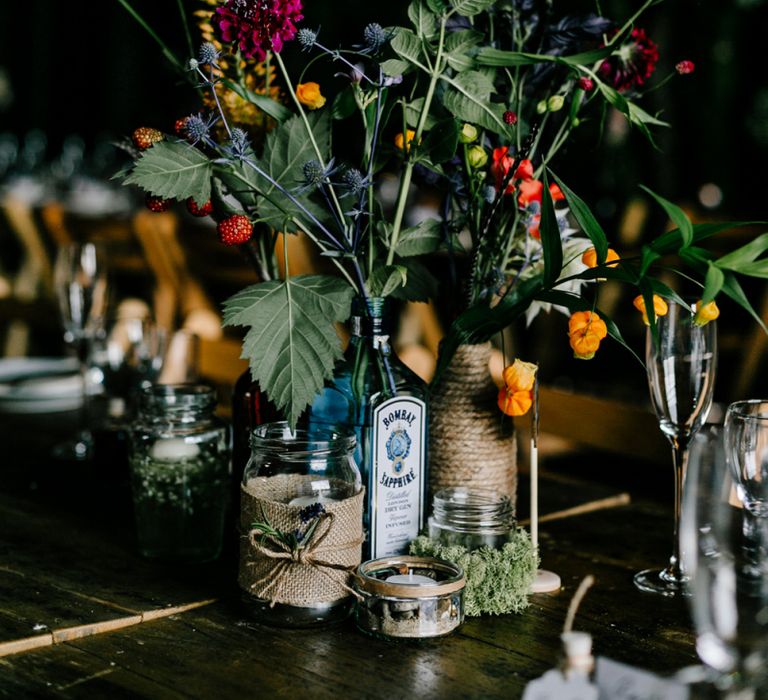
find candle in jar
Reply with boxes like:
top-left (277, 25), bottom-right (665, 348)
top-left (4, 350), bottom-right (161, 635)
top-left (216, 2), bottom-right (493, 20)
top-left (150, 437), bottom-right (200, 461)
top-left (385, 571), bottom-right (438, 586)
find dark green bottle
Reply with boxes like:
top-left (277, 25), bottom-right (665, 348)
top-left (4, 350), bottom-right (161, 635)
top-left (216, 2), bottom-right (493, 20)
top-left (308, 297), bottom-right (429, 560)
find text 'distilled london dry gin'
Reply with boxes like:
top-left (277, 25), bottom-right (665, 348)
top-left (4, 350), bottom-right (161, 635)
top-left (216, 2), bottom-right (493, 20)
top-left (308, 297), bottom-right (428, 559)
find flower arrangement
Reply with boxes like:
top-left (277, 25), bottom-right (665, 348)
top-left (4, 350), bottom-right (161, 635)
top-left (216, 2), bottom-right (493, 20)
top-left (118, 0), bottom-right (767, 426)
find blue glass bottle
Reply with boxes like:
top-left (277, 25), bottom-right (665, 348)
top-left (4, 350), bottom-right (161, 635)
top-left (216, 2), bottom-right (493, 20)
top-left (308, 297), bottom-right (429, 560)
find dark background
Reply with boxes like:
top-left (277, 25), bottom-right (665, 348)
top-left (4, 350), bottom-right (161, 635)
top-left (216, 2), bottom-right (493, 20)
top-left (1, 0), bottom-right (767, 402)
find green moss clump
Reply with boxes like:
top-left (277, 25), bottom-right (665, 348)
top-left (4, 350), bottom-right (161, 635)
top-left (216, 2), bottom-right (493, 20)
top-left (409, 529), bottom-right (538, 616)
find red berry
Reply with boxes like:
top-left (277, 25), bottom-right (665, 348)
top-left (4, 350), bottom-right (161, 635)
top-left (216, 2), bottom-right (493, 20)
top-left (132, 127), bottom-right (164, 151)
top-left (675, 60), bottom-right (695, 75)
top-left (186, 197), bottom-right (214, 217)
top-left (577, 77), bottom-right (594, 91)
top-left (174, 117), bottom-right (189, 137)
top-left (503, 110), bottom-right (518, 125)
top-left (145, 194), bottom-right (170, 213)
top-left (217, 215), bottom-right (253, 246)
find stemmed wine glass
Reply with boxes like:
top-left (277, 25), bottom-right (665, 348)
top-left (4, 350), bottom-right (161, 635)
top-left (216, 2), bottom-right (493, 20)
top-left (682, 425), bottom-right (768, 699)
top-left (52, 241), bottom-right (108, 459)
top-left (635, 300), bottom-right (717, 595)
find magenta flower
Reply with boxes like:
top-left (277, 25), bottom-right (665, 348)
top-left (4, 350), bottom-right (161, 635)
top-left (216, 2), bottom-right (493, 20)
top-left (216, 0), bottom-right (304, 61)
top-left (598, 28), bottom-right (659, 93)
top-left (676, 60), bottom-right (695, 75)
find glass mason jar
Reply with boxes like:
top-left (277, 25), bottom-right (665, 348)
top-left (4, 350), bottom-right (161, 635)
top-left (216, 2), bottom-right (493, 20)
top-left (307, 297), bottom-right (429, 560)
top-left (128, 384), bottom-right (231, 563)
top-left (240, 422), bottom-right (362, 627)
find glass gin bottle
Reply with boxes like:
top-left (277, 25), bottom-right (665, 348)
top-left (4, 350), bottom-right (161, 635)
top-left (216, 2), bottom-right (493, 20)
top-left (308, 297), bottom-right (428, 559)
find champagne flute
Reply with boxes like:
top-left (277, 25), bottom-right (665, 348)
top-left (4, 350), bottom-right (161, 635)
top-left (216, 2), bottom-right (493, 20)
top-left (52, 241), bottom-right (108, 459)
top-left (635, 301), bottom-right (717, 595)
top-left (682, 426), bottom-right (768, 699)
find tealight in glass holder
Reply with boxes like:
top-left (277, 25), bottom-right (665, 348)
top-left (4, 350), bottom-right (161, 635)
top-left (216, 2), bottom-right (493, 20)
top-left (428, 487), bottom-right (515, 550)
top-left (354, 555), bottom-right (465, 640)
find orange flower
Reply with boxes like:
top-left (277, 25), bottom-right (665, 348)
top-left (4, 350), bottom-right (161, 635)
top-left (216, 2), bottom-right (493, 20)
top-left (490, 148), bottom-right (534, 195)
top-left (693, 299), bottom-right (719, 327)
top-left (633, 294), bottom-right (669, 325)
top-left (296, 82), bottom-right (326, 110)
top-left (582, 247), bottom-right (620, 268)
top-left (394, 129), bottom-right (418, 152)
top-left (518, 179), bottom-right (543, 207)
top-left (497, 359), bottom-right (538, 417)
top-left (568, 311), bottom-right (608, 360)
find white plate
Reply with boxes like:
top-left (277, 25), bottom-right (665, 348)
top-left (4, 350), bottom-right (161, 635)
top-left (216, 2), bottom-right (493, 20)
top-left (0, 357), bottom-right (83, 413)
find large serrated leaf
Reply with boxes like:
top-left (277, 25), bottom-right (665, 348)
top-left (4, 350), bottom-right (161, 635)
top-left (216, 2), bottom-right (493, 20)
top-left (390, 28), bottom-right (426, 69)
top-left (396, 218), bottom-right (443, 256)
top-left (223, 275), bottom-right (354, 427)
top-left (124, 141), bottom-right (212, 205)
top-left (440, 71), bottom-right (508, 136)
top-left (368, 265), bottom-right (408, 297)
top-left (444, 30), bottom-right (482, 72)
top-left (408, 0), bottom-right (436, 37)
top-left (220, 77), bottom-right (292, 123)
top-left (381, 58), bottom-right (412, 77)
top-left (422, 118), bottom-right (459, 164)
top-left (391, 258), bottom-right (438, 302)
top-left (450, 0), bottom-right (495, 17)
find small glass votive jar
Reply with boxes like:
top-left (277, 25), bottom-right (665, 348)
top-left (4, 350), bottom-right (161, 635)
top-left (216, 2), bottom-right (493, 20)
top-left (428, 487), bottom-right (515, 550)
top-left (354, 555), bottom-right (465, 640)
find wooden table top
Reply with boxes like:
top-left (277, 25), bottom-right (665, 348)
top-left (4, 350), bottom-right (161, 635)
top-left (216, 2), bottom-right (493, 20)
top-left (0, 413), bottom-right (706, 699)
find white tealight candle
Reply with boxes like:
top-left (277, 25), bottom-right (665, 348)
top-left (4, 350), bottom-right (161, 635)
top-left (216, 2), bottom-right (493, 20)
top-left (288, 494), bottom-right (338, 507)
top-left (385, 571), bottom-right (438, 586)
top-left (150, 438), bottom-right (200, 461)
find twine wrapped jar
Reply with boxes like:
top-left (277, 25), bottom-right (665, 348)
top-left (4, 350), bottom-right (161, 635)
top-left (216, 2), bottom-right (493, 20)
top-left (239, 422), bottom-right (364, 627)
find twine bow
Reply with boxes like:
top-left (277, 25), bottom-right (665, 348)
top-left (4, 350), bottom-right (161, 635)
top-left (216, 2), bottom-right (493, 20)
top-left (246, 512), bottom-right (364, 604)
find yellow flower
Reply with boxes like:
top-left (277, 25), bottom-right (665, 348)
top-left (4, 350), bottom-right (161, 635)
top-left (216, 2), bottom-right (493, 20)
top-left (694, 300), bottom-right (720, 326)
top-left (633, 294), bottom-right (669, 325)
top-left (467, 145), bottom-right (488, 169)
top-left (459, 123), bottom-right (478, 144)
top-left (296, 82), bottom-right (326, 110)
top-left (581, 247), bottom-right (620, 269)
top-left (497, 359), bottom-right (538, 416)
top-left (394, 129), bottom-right (417, 152)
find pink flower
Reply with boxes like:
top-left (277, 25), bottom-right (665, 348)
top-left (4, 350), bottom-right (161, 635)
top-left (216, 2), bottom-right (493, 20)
top-left (216, 0), bottom-right (304, 61)
top-left (598, 28), bottom-right (659, 93)
top-left (577, 77), bottom-right (594, 92)
top-left (676, 60), bottom-right (695, 75)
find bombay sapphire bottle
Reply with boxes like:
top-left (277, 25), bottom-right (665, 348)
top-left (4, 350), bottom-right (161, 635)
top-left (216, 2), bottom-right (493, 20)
top-left (308, 297), bottom-right (429, 560)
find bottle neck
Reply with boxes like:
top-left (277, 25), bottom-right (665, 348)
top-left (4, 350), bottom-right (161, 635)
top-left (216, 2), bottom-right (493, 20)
top-left (350, 296), bottom-right (392, 340)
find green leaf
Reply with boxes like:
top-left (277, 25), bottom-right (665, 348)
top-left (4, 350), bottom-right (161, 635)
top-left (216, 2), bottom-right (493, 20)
top-left (368, 265), bottom-right (408, 297)
top-left (730, 260), bottom-right (768, 278)
top-left (716, 232), bottom-right (768, 270)
top-left (219, 77), bottom-right (292, 123)
top-left (390, 28), bottom-right (426, 69)
top-left (444, 30), bottom-right (483, 72)
top-left (332, 86), bottom-right (357, 120)
top-left (381, 58), bottom-right (412, 77)
top-left (450, 0), bottom-right (495, 17)
top-left (721, 272), bottom-right (768, 334)
top-left (540, 173), bottom-right (562, 286)
top-left (123, 141), bottom-right (212, 205)
top-left (223, 275), bottom-right (354, 428)
top-left (476, 45), bottom-right (613, 68)
top-left (702, 263), bottom-right (725, 304)
top-left (639, 245), bottom-right (661, 279)
top-left (639, 185), bottom-right (694, 248)
top-left (550, 172), bottom-right (608, 263)
top-left (408, 0), bottom-right (437, 38)
top-left (440, 71), bottom-right (508, 136)
top-left (422, 118), bottom-right (459, 164)
top-left (391, 258), bottom-right (438, 302)
top-left (595, 80), bottom-right (668, 145)
top-left (395, 218), bottom-right (443, 257)
top-left (652, 221), bottom-right (767, 255)
top-left (426, 0), bottom-right (448, 12)
top-left (405, 98), bottom-right (438, 130)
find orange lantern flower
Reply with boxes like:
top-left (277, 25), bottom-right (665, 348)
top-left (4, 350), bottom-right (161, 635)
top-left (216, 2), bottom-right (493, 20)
top-left (633, 294), bottom-right (669, 325)
top-left (497, 359), bottom-right (538, 416)
top-left (694, 299), bottom-right (720, 326)
top-left (581, 247), bottom-right (620, 268)
top-left (568, 311), bottom-right (608, 360)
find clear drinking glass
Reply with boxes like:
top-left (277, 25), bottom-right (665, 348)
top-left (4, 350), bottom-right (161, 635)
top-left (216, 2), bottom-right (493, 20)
top-left (635, 301), bottom-right (717, 595)
top-left (52, 242), bottom-right (108, 459)
top-left (682, 426), bottom-right (768, 699)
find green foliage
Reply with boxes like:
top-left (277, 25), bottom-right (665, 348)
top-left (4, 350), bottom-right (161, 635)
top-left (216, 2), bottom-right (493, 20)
top-left (124, 141), bottom-right (212, 206)
top-left (410, 531), bottom-right (538, 616)
top-left (395, 218), bottom-right (443, 257)
top-left (440, 71), bottom-right (509, 137)
top-left (222, 275), bottom-right (354, 427)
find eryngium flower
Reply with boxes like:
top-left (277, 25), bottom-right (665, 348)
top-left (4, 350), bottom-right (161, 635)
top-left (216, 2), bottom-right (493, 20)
top-left (598, 28), bottom-right (659, 93)
top-left (216, 0), bottom-right (304, 61)
top-left (229, 128), bottom-right (251, 160)
top-left (184, 114), bottom-right (213, 144)
top-left (297, 27), bottom-right (317, 50)
top-left (363, 23), bottom-right (387, 53)
top-left (198, 42), bottom-right (220, 65)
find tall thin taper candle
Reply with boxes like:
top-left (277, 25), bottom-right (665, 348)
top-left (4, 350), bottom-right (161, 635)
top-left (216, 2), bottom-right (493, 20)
top-left (530, 368), bottom-right (539, 551)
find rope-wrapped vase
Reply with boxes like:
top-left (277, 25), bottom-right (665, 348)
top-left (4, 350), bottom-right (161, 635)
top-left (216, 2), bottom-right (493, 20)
top-left (429, 342), bottom-right (517, 508)
top-left (239, 474), bottom-right (364, 609)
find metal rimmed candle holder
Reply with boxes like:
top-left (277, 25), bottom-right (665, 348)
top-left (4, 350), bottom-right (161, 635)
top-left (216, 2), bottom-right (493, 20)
top-left (353, 555), bottom-right (466, 640)
top-left (429, 487), bottom-right (515, 550)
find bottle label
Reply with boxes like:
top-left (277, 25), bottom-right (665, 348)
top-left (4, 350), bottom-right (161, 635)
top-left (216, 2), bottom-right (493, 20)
top-left (370, 396), bottom-right (426, 557)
